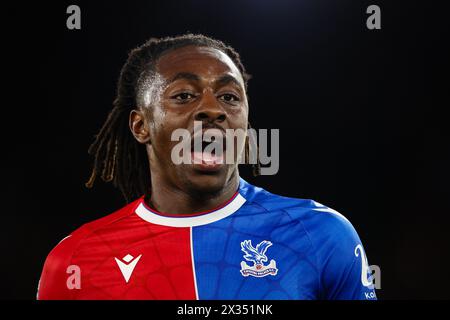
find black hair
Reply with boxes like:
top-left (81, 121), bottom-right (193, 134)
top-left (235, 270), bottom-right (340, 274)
top-left (85, 34), bottom-right (260, 203)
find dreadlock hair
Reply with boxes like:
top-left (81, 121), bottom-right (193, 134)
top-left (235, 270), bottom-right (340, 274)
top-left (85, 33), bottom-right (260, 203)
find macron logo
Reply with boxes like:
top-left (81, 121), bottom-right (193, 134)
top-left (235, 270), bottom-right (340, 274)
top-left (114, 254), bottom-right (142, 283)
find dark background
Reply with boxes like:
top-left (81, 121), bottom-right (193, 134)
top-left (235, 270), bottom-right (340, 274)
top-left (2, 0), bottom-right (449, 299)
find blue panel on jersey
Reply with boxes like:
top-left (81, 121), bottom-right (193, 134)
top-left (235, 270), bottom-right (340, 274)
top-left (195, 264), bottom-right (219, 299)
top-left (192, 179), bottom-right (377, 300)
top-left (192, 204), bottom-right (314, 299)
top-left (194, 227), bottom-right (228, 263)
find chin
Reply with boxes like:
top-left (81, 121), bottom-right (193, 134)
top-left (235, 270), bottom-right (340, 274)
top-left (181, 166), bottom-right (232, 197)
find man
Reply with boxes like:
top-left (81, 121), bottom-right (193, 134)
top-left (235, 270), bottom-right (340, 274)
top-left (38, 34), bottom-right (376, 300)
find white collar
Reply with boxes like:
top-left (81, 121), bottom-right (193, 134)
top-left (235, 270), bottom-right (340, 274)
top-left (134, 191), bottom-right (246, 227)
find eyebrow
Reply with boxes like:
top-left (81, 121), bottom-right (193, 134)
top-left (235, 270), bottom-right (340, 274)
top-left (168, 72), bottom-right (200, 83)
top-left (168, 72), bottom-right (242, 89)
top-left (216, 74), bottom-right (242, 88)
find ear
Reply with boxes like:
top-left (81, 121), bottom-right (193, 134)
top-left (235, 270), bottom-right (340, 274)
top-left (129, 109), bottom-right (151, 144)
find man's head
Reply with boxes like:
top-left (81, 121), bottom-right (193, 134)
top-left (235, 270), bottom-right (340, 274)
top-left (86, 34), bottom-right (258, 202)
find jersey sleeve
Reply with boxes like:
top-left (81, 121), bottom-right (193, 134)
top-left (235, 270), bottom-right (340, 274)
top-left (37, 235), bottom-right (76, 300)
top-left (308, 208), bottom-right (377, 300)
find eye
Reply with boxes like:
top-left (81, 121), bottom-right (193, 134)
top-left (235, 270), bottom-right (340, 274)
top-left (172, 92), bottom-right (196, 102)
top-left (219, 93), bottom-right (240, 103)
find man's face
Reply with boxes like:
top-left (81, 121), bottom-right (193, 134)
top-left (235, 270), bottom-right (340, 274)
top-left (133, 45), bottom-right (249, 195)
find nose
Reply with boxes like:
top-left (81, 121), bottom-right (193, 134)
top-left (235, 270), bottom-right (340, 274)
top-left (194, 91), bottom-right (226, 123)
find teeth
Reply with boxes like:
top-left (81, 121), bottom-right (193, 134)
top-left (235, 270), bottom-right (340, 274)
top-left (191, 151), bottom-right (224, 165)
top-left (203, 152), bottom-right (216, 163)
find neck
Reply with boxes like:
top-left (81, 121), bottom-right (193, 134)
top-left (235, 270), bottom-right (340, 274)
top-left (147, 171), bottom-right (240, 215)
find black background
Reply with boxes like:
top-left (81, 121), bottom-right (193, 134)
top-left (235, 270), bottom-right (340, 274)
top-left (2, 0), bottom-right (449, 299)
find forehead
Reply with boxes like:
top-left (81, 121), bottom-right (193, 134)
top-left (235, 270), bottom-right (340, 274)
top-left (155, 45), bottom-right (244, 84)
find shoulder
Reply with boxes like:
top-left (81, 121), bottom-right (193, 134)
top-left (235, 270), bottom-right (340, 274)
top-left (245, 183), bottom-right (360, 245)
top-left (48, 197), bottom-right (141, 256)
top-left (37, 198), bottom-right (141, 299)
top-left (259, 191), bottom-right (364, 275)
top-left (284, 195), bottom-right (361, 248)
top-left (243, 181), bottom-right (319, 215)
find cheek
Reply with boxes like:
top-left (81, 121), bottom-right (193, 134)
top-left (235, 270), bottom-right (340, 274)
top-left (149, 105), bottom-right (187, 153)
top-left (230, 108), bottom-right (248, 129)
top-left (148, 104), bottom-right (166, 133)
top-left (148, 104), bottom-right (181, 143)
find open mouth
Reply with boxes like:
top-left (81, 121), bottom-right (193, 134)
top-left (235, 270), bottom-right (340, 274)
top-left (190, 129), bottom-right (226, 170)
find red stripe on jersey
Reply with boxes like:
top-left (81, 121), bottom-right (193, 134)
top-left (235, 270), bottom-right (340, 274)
top-left (38, 198), bottom-right (197, 300)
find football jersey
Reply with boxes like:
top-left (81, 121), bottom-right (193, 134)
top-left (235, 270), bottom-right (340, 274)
top-left (37, 178), bottom-right (377, 300)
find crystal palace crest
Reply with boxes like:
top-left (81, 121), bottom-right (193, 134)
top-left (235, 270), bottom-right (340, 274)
top-left (240, 240), bottom-right (278, 277)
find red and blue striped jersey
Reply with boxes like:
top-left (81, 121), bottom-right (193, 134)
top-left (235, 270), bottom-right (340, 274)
top-left (37, 178), bottom-right (377, 300)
